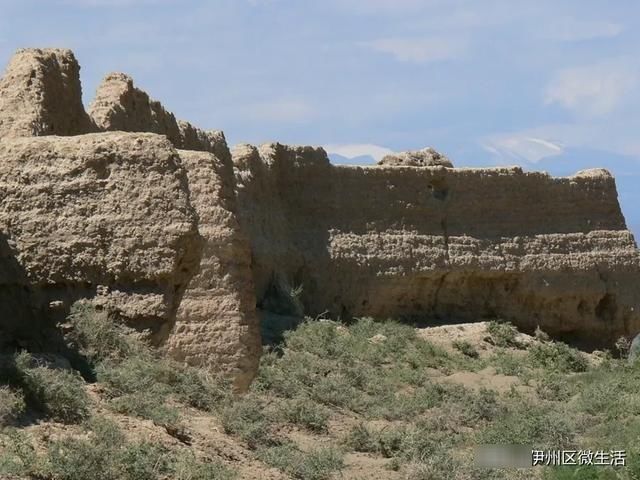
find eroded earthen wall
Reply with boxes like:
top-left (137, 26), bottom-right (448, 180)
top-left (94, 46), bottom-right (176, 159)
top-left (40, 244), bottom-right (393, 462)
top-left (0, 48), bottom-right (96, 137)
top-left (165, 147), bottom-right (261, 391)
top-left (88, 72), bottom-right (228, 154)
top-left (0, 48), bottom-right (262, 388)
top-left (0, 132), bottom-right (201, 344)
top-left (234, 145), bottom-right (640, 345)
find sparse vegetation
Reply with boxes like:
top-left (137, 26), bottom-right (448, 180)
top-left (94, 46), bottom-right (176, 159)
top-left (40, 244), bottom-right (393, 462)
top-left (0, 386), bottom-right (25, 426)
top-left (0, 351), bottom-right (90, 423)
top-left (0, 306), bottom-right (638, 479)
top-left (453, 339), bottom-right (480, 358)
top-left (486, 320), bottom-right (523, 348)
top-left (0, 416), bottom-right (233, 480)
top-left (258, 443), bottom-right (343, 480)
top-left (528, 341), bottom-right (589, 373)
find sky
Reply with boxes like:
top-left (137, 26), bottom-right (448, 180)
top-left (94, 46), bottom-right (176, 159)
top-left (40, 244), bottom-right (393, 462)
top-left (1, 0), bottom-right (639, 235)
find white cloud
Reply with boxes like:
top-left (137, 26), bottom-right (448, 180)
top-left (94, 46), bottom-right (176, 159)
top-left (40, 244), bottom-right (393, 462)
top-left (362, 37), bottom-right (464, 63)
top-left (482, 135), bottom-right (564, 164)
top-left (545, 59), bottom-right (639, 116)
top-left (324, 143), bottom-right (393, 162)
top-left (541, 18), bottom-right (624, 42)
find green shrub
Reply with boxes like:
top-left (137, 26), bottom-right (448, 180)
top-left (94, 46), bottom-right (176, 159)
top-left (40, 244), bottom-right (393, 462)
top-left (377, 426), bottom-right (407, 458)
top-left (279, 396), bottom-right (329, 433)
top-left (70, 302), bottom-right (228, 412)
top-left (65, 302), bottom-right (145, 363)
top-left (404, 453), bottom-right (463, 480)
top-left (453, 340), bottom-right (479, 358)
top-left (486, 321), bottom-right (523, 349)
top-left (528, 342), bottom-right (589, 373)
top-left (109, 392), bottom-right (182, 428)
top-left (392, 420), bottom-right (460, 462)
top-left (379, 382), bottom-right (451, 420)
top-left (536, 373), bottom-right (576, 401)
top-left (0, 417), bottom-right (233, 480)
top-left (0, 429), bottom-right (40, 476)
top-left (220, 395), bottom-right (276, 449)
top-left (458, 387), bottom-right (504, 424)
top-left (343, 422), bottom-right (407, 458)
top-left (0, 386), bottom-right (25, 426)
top-left (343, 423), bottom-right (378, 453)
top-left (95, 341), bottom-right (226, 428)
top-left (171, 450), bottom-right (234, 480)
top-left (478, 403), bottom-right (574, 447)
top-left (309, 373), bottom-right (365, 410)
top-left (574, 364), bottom-right (640, 419)
top-left (12, 352), bottom-right (89, 423)
top-left (258, 443), bottom-right (343, 480)
top-left (491, 349), bottom-right (531, 378)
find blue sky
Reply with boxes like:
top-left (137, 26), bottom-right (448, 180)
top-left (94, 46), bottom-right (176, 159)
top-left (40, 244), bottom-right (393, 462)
top-left (1, 0), bottom-right (639, 234)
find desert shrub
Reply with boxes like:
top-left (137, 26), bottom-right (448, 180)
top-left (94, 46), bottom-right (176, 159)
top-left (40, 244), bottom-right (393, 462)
top-left (528, 342), bottom-right (589, 373)
top-left (65, 302), bottom-right (145, 364)
top-left (535, 373), bottom-right (576, 401)
top-left (378, 426), bottom-right (407, 458)
top-left (10, 352), bottom-right (89, 423)
top-left (486, 321), bottom-right (523, 349)
top-left (172, 367), bottom-right (229, 411)
top-left (258, 443), bottom-right (343, 480)
top-left (394, 419), bottom-right (461, 462)
top-left (309, 372), bottom-right (365, 410)
top-left (278, 396), bottom-right (329, 433)
top-left (0, 417), bottom-right (232, 480)
top-left (0, 429), bottom-right (39, 476)
top-left (478, 403), bottom-right (574, 447)
top-left (73, 304), bottom-right (228, 425)
top-left (453, 340), bottom-right (479, 358)
top-left (378, 381), bottom-right (452, 420)
top-left (110, 392), bottom-right (182, 429)
top-left (111, 442), bottom-right (171, 480)
top-left (457, 387), bottom-right (504, 424)
top-left (68, 303), bottom-right (228, 410)
top-left (171, 450), bottom-right (234, 480)
top-left (574, 362), bottom-right (640, 419)
top-left (402, 336), bottom-right (457, 371)
top-left (343, 422), bottom-right (407, 458)
top-left (0, 387), bottom-right (25, 426)
top-left (220, 395), bottom-right (276, 449)
top-left (491, 349), bottom-right (531, 378)
top-left (282, 318), bottom-right (422, 367)
top-left (343, 422), bottom-right (378, 453)
top-left (98, 354), bottom-right (227, 411)
top-left (403, 452), bottom-right (462, 480)
top-left (254, 318), bottom-right (462, 422)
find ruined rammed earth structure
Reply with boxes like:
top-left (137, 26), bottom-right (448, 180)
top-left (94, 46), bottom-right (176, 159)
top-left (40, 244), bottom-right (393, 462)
top-left (1, 49), bottom-right (639, 389)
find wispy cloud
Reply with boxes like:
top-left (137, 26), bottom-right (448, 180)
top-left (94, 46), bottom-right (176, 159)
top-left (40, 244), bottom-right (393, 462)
top-left (324, 144), bottom-right (393, 162)
top-left (362, 37), bottom-right (464, 63)
top-left (482, 135), bottom-right (564, 164)
top-left (544, 59), bottom-right (639, 116)
top-left (541, 18), bottom-right (624, 42)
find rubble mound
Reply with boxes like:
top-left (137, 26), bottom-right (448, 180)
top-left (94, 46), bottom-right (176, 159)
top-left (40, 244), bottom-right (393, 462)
top-left (378, 147), bottom-right (453, 167)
